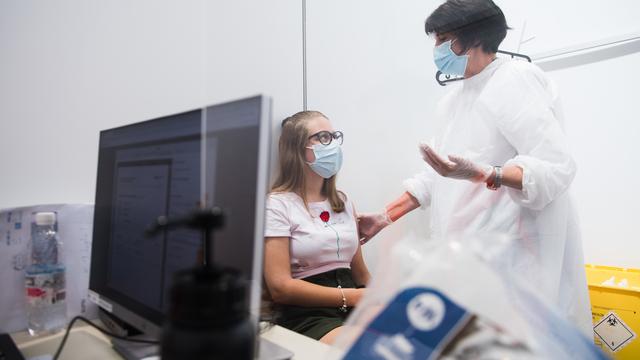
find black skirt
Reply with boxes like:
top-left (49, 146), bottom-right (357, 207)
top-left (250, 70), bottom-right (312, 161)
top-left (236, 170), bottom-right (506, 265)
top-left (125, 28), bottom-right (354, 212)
top-left (273, 268), bottom-right (358, 340)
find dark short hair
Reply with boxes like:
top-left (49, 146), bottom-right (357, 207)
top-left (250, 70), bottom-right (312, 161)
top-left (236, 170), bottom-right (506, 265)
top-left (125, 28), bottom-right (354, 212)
top-left (425, 0), bottom-right (509, 53)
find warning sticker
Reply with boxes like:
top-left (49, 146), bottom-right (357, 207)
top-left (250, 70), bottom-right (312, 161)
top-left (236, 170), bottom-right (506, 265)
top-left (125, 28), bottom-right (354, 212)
top-left (593, 311), bottom-right (636, 353)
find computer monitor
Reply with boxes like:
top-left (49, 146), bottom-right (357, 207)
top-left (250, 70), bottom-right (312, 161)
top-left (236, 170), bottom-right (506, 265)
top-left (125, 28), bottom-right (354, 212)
top-left (88, 95), bottom-right (272, 341)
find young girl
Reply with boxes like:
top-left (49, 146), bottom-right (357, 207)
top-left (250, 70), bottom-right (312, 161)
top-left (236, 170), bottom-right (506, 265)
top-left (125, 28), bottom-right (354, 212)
top-left (263, 110), bottom-right (370, 344)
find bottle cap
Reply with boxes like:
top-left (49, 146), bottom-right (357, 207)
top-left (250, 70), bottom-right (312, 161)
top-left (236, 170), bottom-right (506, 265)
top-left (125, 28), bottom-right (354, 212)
top-left (35, 212), bottom-right (56, 226)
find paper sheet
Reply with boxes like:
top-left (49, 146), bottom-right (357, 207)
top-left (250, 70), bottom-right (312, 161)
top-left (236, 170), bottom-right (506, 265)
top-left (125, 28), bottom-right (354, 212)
top-left (0, 204), bottom-right (98, 333)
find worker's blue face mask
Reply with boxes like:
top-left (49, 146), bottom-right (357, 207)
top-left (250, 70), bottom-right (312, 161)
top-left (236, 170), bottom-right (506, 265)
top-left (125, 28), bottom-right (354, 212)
top-left (433, 39), bottom-right (469, 76)
top-left (306, 141), bottom-right (343, 179)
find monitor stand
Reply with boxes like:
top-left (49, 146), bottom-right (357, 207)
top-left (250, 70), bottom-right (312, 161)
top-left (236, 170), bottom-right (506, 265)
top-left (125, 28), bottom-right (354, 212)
top-left (111, 337), bottom-right (159, 360)
top-left (98, 308), bottom-right (142, 337)
top-left (98, 309), bottom-right (159, 360)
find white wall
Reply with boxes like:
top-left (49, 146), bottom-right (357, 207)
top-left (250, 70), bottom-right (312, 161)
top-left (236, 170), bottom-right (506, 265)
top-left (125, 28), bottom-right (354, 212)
top-left (305, 0), bottom-right (443, 272)
top-left (202, 0), bottom-right (303, 178)
top-left (548, 51), bottom-right (640, 269)
top-left (0, 1), bottom-right (205, 208)
top-left (0, 0), bottom-right (302, 208)
top-left (497, 0), bottom-right (640, 56)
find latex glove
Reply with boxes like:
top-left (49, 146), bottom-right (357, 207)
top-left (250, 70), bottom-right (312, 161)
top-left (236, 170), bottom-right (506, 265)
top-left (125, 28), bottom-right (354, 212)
top-left (419, 143), bottom-right (492, 183)
top-left (357, 211), bottom-right (392, 245)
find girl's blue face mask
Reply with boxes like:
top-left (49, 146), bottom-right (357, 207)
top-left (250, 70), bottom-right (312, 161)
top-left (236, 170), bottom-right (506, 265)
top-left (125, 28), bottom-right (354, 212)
top-left (433, 39), bottom-right (469, 76)
top-left (306, 141), bottom-right (343, 179)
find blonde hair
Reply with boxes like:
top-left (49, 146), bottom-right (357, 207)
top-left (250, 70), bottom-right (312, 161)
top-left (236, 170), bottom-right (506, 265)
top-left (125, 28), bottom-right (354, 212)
top-left (271, 110), bottom-right (345, 213)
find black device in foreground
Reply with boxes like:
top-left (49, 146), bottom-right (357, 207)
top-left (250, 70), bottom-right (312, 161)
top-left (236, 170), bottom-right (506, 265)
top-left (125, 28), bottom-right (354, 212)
top-left (148, 208), bottom-right (254, 359)
top-left (0, 333), bottom-right (26, 360)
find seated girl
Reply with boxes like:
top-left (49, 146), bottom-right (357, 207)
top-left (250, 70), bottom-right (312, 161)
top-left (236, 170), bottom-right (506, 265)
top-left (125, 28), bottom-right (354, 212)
top-left (263, 110), bottom-right (370, 344)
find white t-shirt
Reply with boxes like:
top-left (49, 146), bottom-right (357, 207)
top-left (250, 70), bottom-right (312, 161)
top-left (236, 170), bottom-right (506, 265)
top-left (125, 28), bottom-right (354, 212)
top-left (264, 191), bottom-right (358, 279)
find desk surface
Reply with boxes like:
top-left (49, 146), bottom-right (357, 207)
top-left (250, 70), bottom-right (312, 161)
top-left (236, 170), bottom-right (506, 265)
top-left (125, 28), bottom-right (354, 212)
top-left (11, 322), bottom-right (334, 360)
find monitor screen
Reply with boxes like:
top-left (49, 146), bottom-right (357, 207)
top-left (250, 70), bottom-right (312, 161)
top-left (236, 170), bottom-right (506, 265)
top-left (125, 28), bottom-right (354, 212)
top-left (88, 96), bottom-right (271, 337)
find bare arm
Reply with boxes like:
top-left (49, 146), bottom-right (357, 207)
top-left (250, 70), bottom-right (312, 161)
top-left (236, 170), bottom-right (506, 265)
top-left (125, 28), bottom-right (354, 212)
top-left (350, 205), bottom-right (370, 285)
top-left (350, 244), bottom-right (370, 286)
top-left (264, 236), bottom-right (364, 307)
top-left (386, 191), bottom-right (421, 222)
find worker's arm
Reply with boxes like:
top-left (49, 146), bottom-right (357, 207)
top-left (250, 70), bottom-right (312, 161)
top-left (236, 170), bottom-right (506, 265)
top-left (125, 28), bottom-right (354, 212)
top-left (357, 192), bottom-right (420, 245)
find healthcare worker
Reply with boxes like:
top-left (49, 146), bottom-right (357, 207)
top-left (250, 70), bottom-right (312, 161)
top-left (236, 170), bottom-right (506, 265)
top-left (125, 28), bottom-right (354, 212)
top-left (358, 0), bottom-right (592, 336)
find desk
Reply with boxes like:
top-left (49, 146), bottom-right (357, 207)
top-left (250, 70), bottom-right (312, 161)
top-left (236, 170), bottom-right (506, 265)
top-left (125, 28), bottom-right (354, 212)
top-left (260, 324), bottom-right (338, 360)
top-left (11, 322), bottom-right (334, 359)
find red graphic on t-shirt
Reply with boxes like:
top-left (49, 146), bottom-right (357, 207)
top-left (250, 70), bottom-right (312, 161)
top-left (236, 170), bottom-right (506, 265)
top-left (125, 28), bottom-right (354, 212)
top-left (319, 210), bottom-right (341, 259)
top-left (27, 288), bottom-right (46, 298)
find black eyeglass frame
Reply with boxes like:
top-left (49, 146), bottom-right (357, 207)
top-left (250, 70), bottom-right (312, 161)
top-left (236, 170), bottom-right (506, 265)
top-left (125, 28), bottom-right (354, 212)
top-left (307, 130), bottom-right (344, 146)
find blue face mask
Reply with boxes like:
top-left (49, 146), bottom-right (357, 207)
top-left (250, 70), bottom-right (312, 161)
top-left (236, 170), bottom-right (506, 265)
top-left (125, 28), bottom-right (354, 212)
top-left (306, 141), bottom-right (343, 179)
top-left (433, 39), bottom-right (469, 76)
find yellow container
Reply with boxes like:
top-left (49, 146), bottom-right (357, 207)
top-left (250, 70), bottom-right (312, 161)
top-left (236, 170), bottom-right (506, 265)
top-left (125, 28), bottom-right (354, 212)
top-left (586, 264), bottom-right (640, 359)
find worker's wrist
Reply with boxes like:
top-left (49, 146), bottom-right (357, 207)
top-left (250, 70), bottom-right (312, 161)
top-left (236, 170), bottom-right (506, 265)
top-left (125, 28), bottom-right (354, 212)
top-left (485, 167), bottom-right (496, 184)
top-left (382, 208), bottom-right (393, 225)
top-left (486, 166), bottom-right (503, 190)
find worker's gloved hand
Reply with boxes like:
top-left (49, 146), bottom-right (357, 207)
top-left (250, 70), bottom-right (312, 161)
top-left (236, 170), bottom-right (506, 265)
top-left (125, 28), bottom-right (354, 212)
top-left (419, 143), bottom-right (492, 183)
top-left (357, 211), bottom-right (392, 245)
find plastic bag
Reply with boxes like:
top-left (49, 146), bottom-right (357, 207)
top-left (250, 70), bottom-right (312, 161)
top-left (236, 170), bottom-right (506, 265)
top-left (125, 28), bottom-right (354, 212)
top-left (330, 233), bottom-right (606, 359)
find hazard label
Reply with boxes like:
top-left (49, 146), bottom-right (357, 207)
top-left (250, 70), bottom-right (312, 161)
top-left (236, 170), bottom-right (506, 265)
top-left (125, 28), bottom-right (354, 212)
top-left (593, 311), bottom-right (636, 352)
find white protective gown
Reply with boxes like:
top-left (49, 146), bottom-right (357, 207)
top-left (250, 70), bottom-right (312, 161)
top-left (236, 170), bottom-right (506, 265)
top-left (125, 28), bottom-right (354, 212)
top-left (404, 58), bottom-right (592, 336)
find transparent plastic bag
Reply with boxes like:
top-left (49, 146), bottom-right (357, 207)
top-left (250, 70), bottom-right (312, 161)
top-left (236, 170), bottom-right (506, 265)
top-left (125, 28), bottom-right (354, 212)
top-left (330, 233), bottom-right (606, 360)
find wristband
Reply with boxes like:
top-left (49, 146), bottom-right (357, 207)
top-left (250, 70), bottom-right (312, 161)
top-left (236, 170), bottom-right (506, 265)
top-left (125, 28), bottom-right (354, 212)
top-left (337, 285), bottom-right (348, 313)
top-left (487, 166), bottom-right (503, 190)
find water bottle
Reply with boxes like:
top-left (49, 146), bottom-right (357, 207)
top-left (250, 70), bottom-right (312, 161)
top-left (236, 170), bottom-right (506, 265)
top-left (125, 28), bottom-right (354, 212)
top-left (148, 208), bottom-right (255, 360)
top-left (24, 212), bottom-right (67, 335)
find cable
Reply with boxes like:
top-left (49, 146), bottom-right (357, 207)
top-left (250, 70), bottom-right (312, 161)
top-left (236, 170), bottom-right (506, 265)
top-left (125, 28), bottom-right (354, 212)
top-left (52, 315), bottom-right (159, 360)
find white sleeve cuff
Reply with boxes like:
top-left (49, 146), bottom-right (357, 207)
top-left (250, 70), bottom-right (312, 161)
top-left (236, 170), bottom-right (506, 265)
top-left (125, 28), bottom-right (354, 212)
top-left (504, 155), bottom-right (575, 211)
top-left (402, 176), bottom-right (431, 209)
top-left (264, 229), bottom-right (291, 238)
top-left (504, 158), bottom-right (537, 208)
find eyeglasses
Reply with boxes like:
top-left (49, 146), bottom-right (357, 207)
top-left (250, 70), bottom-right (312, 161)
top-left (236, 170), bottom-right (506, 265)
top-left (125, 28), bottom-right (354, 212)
top-left (308, 130), bottom-right (344, 146)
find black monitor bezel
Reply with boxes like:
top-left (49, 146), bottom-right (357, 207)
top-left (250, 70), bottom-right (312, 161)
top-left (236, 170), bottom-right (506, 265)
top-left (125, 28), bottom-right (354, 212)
top-left (88, 95), bottom-right (271, 337)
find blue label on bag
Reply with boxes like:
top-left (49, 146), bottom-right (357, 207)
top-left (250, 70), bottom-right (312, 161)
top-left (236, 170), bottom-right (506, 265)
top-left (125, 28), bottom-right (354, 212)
top-left (343, 287), bottom-right (470, 360)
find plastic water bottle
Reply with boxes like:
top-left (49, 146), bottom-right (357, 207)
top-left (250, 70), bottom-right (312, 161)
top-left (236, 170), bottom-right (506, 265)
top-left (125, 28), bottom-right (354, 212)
top-left (24, 212), bottom-right (67, 335)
